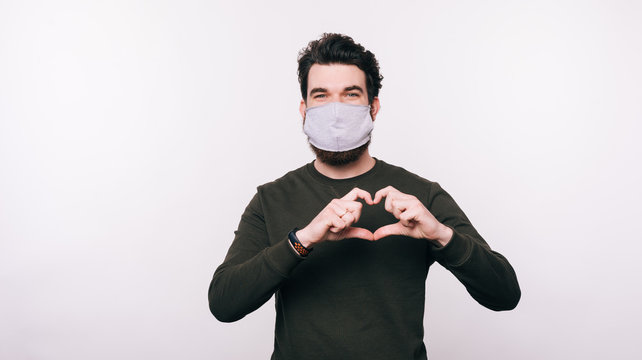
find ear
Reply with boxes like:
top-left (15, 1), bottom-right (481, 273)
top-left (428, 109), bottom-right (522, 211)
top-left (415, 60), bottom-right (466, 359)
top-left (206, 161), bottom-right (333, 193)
top-left (299, 99), bottom-right (307, 120)
top-left (370, 97), bottom-right (380, 121)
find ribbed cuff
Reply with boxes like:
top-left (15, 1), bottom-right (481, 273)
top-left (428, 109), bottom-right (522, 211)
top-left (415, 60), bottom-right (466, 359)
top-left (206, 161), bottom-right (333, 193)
top-left (264, 238), bottom-right (306, 277)
top-left (430, 229), bottom-right (473, 267)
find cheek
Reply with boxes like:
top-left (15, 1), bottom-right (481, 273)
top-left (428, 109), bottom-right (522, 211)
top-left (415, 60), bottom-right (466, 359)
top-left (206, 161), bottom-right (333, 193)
top-left (308, 98), bottom-right (327, 106)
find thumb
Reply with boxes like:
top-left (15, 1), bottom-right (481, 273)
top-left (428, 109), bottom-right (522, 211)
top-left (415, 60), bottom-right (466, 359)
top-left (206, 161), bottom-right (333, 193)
top-left (373, 222), bottom-right (408, 241)
top-left (342, 227), bottom-right (375, 241)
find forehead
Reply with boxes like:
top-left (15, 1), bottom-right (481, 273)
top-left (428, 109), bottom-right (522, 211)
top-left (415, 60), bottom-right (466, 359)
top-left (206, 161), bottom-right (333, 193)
top-left (307, 64), bottom-right (366, 93)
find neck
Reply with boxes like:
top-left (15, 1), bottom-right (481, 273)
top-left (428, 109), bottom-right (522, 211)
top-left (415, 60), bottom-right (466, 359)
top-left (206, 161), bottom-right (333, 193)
top-left (313, 151), bottom-right (376, 179)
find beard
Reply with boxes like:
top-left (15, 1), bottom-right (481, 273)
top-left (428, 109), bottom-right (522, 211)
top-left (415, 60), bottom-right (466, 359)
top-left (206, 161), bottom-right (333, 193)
top-left (309, 141), bottom-right (370, 166)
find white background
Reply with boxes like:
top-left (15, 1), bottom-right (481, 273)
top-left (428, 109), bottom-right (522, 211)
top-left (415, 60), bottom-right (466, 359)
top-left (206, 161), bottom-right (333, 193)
top-left (1, 0), bottom-right (641, 359)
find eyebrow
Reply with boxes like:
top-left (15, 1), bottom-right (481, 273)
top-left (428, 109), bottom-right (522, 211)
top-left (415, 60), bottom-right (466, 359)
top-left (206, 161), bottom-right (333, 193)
top-left (344, 85), bottom-right (364, 93)
top-left (309, 85), bottom-right (364, 96)
top-left (309, 87), bottom-right (327, 96)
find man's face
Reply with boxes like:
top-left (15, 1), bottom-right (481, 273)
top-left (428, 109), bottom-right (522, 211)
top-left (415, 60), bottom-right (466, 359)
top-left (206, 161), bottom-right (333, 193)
top-left (300, 63), bottom-right (378, 113)
top-left (299, 64), bottom-right (380, 166)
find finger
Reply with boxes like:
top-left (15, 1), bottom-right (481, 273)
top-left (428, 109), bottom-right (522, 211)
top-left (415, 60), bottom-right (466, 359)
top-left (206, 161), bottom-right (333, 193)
top-left (392, 204), bottom-right (403, 219)
top-left (332, 199), bottom-right (365, 224)
top-left (389, 199), bottom-right (406, 219)
top-left (329, 202), bottom-right (362, 226)
top-left (329, 201), bottom-right (349, 218)
top-left (399, 207), bottom-right (420, 226)
top-left (335, 199), bottom-right (364, 214)
top-left (398, 201), bottom-right (432, 224)
top-left (382, 189), bottom-right (407, 213)
top-left (373, 222), bottom-right (408, 240)
top-left (340, 211), bottom-right (356, 226)
top-left (373, 186), bottom-right (397, 204)
top-left (328, 215), bottom-right (346, 233)
top-left (374, 186), bottom-right (417, 204)
top-left (342, 227), bottom-right (375, 241)
top-left (350, 205), bottom-right (361, 223)
top-left (347, 201), bottom-right (364, 223)
top-left (342, 187), bottom-right (374, 205)
top-left (390, 198), bottom-right (416, 219)
top-left (384, 193), bottom-right (395, 213)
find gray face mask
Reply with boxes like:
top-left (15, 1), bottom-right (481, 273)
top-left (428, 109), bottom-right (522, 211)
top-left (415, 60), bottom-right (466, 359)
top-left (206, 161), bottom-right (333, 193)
top-left (303, 102), bottom-right (374, 152)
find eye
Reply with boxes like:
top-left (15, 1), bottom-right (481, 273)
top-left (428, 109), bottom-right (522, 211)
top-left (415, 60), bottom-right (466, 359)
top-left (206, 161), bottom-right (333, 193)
top-left (313, 94), bottom-right (326, 99)
top-left (346, 93), bottom-right (359, 98)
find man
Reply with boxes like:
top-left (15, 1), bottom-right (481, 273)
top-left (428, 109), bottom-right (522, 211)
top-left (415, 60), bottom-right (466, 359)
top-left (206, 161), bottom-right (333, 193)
top-left (209, 33), bottom-right (520, 359)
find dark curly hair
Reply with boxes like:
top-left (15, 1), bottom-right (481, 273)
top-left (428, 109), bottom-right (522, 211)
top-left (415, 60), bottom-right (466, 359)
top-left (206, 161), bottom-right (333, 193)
top-left (297, 33), bottom-right (383, 104)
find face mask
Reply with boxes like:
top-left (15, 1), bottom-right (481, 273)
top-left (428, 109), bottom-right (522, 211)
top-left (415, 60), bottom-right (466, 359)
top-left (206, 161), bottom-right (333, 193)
top-left (303, 102), bottom-right (374, 152)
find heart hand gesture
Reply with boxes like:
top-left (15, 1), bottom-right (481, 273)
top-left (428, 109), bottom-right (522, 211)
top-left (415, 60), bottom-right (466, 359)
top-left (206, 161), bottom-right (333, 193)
top-left (295, 187), bottom-right (375, 248)
top-left (372, 186), bottom-right (453, 246)
top-left (296, 186), bottom-right (453, 249)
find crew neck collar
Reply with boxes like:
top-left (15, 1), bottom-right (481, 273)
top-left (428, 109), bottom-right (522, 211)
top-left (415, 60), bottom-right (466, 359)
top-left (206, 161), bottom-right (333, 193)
top-left (306, 158), bottom-right (382, 186)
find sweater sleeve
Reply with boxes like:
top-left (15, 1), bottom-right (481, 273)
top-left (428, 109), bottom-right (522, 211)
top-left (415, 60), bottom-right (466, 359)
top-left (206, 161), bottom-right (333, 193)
top-left (208, 192), bottom-right (304, 322)
top-left (427, 183), bottom-right (521, 311)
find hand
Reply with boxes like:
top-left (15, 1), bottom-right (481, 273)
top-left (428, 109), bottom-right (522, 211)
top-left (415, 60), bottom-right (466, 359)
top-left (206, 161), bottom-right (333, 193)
top-left (372, 186), bottom-right (453, 246)
top-left (296, 188), bottom-right (375, 248)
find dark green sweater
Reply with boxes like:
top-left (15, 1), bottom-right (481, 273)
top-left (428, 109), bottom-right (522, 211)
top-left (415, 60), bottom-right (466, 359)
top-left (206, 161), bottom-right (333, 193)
top-left (209, 159), bottom-right (520, 359)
